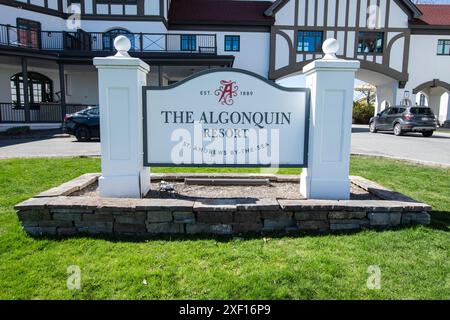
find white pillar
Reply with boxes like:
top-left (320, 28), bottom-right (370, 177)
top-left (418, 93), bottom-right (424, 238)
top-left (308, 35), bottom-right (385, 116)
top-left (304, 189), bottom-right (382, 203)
top-left (300, 39), bottom-right (359, 200)
top-left (428, 93), bottom-right (442, 119)
top-left (93, 36), bottom-right (151, 198)
top-left (441, 93), bottom-right (450, 123)
top-left (375, 81), bottom-right (397, 115)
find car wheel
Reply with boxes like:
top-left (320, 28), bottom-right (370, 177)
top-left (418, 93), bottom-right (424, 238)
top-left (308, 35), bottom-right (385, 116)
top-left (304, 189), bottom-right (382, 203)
top-left (75, 126), bottom-right (91, 142)
top-left (369, 121), bottom-right (377, 133)
top-left (394, 123), bottom-right (403, 136)
top-left (422, 131), bottom-right (434, 137)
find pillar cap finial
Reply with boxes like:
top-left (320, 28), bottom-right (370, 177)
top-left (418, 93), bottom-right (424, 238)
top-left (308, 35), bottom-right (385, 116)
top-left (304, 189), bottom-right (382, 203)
top-left (322, 38), bottom-right (339, 60)
top-left (114, 36), bottom-right (131, 58)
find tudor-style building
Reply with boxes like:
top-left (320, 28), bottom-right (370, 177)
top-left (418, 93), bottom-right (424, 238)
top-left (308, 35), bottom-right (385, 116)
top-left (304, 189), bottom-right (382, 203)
top-left (0, 0), bottom-right (449, 128)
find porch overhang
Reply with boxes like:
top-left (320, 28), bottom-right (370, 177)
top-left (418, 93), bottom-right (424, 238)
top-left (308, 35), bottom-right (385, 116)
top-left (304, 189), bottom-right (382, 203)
top-left (0, 46), bottom-right (234, 66)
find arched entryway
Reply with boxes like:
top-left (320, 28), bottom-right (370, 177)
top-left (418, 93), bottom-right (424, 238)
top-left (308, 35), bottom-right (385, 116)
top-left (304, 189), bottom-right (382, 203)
top-left (413, 80), bottom-right (450, 125)
top-left (10, 71), bottom-right (53, 106)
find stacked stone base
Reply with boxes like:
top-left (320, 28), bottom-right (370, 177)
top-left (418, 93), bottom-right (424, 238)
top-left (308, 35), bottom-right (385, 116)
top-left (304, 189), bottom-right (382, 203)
top-left (15, 174), bottom-right (432, 237)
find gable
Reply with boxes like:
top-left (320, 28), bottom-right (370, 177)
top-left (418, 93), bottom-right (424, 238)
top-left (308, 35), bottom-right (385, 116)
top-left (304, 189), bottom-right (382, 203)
top-left (266, 0), bottom-right (422, 20)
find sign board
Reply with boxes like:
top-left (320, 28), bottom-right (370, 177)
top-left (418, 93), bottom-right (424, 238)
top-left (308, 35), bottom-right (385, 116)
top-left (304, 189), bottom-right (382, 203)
top-left (143, 69), bottom-right (310, 167)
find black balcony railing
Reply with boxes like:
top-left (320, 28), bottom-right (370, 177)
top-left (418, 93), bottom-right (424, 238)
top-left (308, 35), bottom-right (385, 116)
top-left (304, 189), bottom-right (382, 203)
top-left (0, 24), bottom-right (217, 54)
top-left (0, 103), bottom-right (96, 123)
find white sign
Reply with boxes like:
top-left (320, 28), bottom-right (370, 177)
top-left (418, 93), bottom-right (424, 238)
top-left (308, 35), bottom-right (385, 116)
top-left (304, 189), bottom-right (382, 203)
top-left (143, 69), bottom-right (310, 167)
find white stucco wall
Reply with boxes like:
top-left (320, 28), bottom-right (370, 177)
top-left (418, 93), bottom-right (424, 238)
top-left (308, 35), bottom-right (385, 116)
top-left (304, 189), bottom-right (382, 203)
top-left (169, 30), bottom-right (270, 77)
top-left (408, 35), bottom-right (450, 91)
top-left (65, 70), bottom-right (98, 104)
top-left (388, 0), bottom-right (409, 28)
top-left (217, 31), bottom-right (270, 77)
top-left (0, 5), bottom-right (66, 30)
top-left (73, 20), bottom-right (167, 33)
top-left (0, 4), bottom-right (167, 33)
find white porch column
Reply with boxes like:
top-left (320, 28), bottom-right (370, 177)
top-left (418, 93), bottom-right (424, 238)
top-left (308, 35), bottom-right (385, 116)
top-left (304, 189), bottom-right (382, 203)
top-left (428, 94), bottom-right (441, 117)
top-left (93, 36), bottom-right (151, 198)
top-left (441, 93), bottom-right (450, 123)
top-left (375, 81), bottom-right (397, 115)
top-left (300, 39), bottom-right (359, 200)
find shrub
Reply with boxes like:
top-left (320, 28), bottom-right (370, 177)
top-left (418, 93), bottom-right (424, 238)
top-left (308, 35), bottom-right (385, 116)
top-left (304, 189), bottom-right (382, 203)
top-left (353, 101), bottom-right (375, 124)
top-left (4, 126), bottom-right (31, 136)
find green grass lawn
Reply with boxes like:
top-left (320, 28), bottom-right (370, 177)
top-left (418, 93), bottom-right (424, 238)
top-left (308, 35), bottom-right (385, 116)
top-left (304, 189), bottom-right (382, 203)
top-left (0, 157), bottom-right (448, 299)
top-left (438, 128), bottom-right (450, 135)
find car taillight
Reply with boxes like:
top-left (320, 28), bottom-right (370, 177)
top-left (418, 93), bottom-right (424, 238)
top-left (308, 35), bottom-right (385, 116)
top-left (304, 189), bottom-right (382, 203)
top-left (64, 115), bottom-right (72, 122)
top-left (404, 113), bottom-right (414, 121)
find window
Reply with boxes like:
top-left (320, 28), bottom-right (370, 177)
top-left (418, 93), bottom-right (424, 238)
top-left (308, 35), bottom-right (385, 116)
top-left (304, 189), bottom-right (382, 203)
top-left (437, 40), bottom-right (450, 55)
top-left (388, 107), bottom-right (399, 115)
top-left (379, 108), bottom-right (391, 116)
top-left (297, 31), bottom-right (323, 52)
top-left (17, 18), bottom-right (41, 49)
top-left (10, 72), bottom-right (53, 106)
top-left (225, 35), bottom-right (240, 52)
top-left (102, 28), bottom-right (135, 51)
top-left (419, 94), bottom-right (426, 106)
top-left (357, 32), bottom-right (384, 53)
top-left (96, 0), bottom-right (138, 15)
top-left (181, 35), bottom-right (197, 51)
top-left (86, 108), bottom-right (100, 116)
top-left (410, 107), bottom-right (434, 115)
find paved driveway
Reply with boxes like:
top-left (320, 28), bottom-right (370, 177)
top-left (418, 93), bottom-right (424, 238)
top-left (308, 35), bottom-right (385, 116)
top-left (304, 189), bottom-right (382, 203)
top-left (351, 125), bottom-right (450, 167)
top-left (0, 136), bottom-right (100, 159)
top-left (1, 127), bottom-right (449, 167)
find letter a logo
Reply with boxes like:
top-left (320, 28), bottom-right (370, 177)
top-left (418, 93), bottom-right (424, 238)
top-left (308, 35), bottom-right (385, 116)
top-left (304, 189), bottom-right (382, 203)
top-left (215, 80), bottom-right (238, 106)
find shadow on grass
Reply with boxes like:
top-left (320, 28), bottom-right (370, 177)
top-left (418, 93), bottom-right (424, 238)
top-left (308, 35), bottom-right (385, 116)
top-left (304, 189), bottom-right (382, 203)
top-left (430, 211), bottom-right (450, 231)
top-left (27, 220), bottom-right (449, 244)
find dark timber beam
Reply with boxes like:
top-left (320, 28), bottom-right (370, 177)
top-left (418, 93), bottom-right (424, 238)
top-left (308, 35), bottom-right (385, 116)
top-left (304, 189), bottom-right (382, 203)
top-left (21, 57), bottom-right (30, 123)
top-left (158, 65), bottom-right (163, 86)
top-left (58, 63), bottom-right (67, 122)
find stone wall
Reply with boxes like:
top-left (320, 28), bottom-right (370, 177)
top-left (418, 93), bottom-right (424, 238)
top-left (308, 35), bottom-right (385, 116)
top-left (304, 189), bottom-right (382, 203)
top-left (14, 174), bottom-right (432, 237)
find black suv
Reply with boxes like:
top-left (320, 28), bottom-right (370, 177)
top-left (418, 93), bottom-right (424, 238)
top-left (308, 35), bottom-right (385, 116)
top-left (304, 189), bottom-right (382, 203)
top-left (63, 107), bottom-right (100, 142)
top-left (369, 106), bottom-right (437, 137)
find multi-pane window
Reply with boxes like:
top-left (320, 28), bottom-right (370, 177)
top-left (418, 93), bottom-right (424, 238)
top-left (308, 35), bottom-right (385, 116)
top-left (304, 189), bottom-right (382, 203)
top-left (181, 35), bottom-right (197, 51)
top-left (96, 0), bottom-right (138, 15)
top-left (357, 32), bottom-right (384, 53)
top-left (297, 31), bottom-right (323, 52)
top-left (10, 72), bottom-right (53, 105)
top-left (16, 18), bottom-right (41, 49)
top-left (437, 40), bottom-right (450, 55)
top-left (224, 35), bottom-right (240, 52)
top-left (14, 0), bottom-right (59, 10)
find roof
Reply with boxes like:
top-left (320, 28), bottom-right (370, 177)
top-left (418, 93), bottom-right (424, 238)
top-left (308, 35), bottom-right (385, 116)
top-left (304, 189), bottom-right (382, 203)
top-left (411, 5), bottom-right (450, 26)
top-left (168, 0), bottom-right (274, 26)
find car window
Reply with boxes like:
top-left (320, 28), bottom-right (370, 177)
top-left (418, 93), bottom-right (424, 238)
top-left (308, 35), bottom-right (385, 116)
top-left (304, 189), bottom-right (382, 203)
top-left (399, 107), bottom-right (406, 113)
top-left (388, 108), bottom-right (399, 115)
top-left (87, 108), bottom-right (99, 116)
top-left (410, 107), bottom-right (433, 115)
top-left (380, 108), bottom-right (390, 116)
